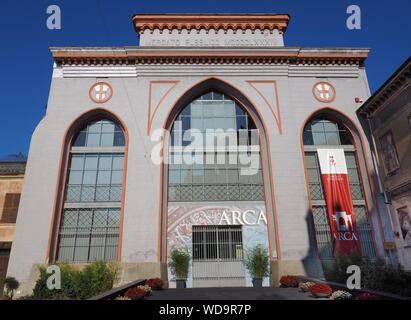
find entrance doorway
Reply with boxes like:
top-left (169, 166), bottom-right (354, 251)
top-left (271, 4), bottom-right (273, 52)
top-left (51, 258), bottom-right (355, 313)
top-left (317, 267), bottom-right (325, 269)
top-left (192, 225), bottom-right (246, 287)
top-left (0, 249), bottom-right (11, 297)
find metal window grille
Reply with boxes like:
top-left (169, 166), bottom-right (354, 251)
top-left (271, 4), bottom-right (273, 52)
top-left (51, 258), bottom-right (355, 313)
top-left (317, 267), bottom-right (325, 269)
top-left (57, 207), bottom-right (120, 263)
top-left (192, 225), bottom-right (244, 262)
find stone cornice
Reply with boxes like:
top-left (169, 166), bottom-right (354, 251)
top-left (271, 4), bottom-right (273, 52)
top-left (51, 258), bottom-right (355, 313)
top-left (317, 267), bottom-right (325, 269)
top-left (357, 56), bottom-right (411, 115)
top-left (132, 14), bottom-right (290, 35)
top-left (50, 47), bottom-right (369, 66)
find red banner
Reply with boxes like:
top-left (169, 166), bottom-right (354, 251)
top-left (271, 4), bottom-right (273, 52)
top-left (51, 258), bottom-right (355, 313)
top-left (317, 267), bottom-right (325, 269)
top-left (317, 149), bottom-right (362, 255)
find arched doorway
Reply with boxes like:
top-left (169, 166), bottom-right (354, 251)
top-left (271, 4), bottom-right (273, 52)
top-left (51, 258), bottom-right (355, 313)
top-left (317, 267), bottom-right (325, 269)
top-left (162, 80), bottom-right (277, 287)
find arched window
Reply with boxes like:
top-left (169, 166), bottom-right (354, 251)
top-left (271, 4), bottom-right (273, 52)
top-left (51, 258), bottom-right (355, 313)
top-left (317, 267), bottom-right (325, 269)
top-left (303, 118), bottom-right (376, 260)
top-left (57, 119), bottom-right (125, 263)
top-left (168, 90), bottom-right (264, 202)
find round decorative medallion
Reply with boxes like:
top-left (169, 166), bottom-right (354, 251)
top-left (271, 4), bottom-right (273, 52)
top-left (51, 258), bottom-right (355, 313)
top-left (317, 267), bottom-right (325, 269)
top-left (89, 82), bottom-right (113, 103)
top-left (312, 82), bottom-right (336, 103)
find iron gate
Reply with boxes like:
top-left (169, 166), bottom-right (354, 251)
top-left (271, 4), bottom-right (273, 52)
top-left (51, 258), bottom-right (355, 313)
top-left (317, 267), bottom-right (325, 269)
top-left (192, 225), bottom-right (246, 287)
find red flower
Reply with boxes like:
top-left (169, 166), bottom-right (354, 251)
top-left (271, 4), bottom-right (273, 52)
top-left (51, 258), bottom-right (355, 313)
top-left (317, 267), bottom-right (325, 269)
top-left (280, 275), bottom-right (299, 286)
top-left (309, 283), bottom-right (332, 294)
top-left (124, 287), bottom-right (146, 298)
top-left (145, 278), bottom-right (165, 288)
top-left (354, 293), bottom-right (379, 300)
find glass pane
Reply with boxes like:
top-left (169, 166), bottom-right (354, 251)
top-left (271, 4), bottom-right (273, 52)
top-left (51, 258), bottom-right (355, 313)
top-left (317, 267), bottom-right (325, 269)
top-left (68, 171), bottom-right (83, 184)
top-left (102, 122), bottom-right (115, 133)
top-left (73, 132), bottom-right (86, 147)
top-left (111, 171), bottom-right (123, 184)
top-left (98, 155), bottom-right (112, 170)
top-left (70, 155), bottom-right (84, 170)
top-left (311, 120), bottom-right (324, 132)
top-left (323, 121), bottom-right (338, 131)
top-left (305, 154), bottom-right (317, 168)
top-left (83, 171), bottom-right (97, 184)
top-left (97, 171), bottom-right (111, 184)
top-left (88, 121), bottom-right (102, 133)
top-left (340, 131), bottom-right (352, 145)
top-left (325, 132), bottom-right (340, 145)
top-left (113, 132), bottom-right (125, 146)
top-left (303, 131), bottom-right (314, 145)
top-left (345, 153), bottom-right (357, 168)
top-left (191, 104), bottom-right (203, 117)
top-left (112, 155), bottom-right (124, 170)
top-left (101, 133), bottom-right (114, 147)
top-left (84, 155), bottom-right (98, 169)
top-left (215, 169), bottom-right (226, 183)
top-left (312, 132), bottom-right (326, 145)
top-left (227, 170), bottom-right (239, 183)
top-left (180, 169), bottom-right (192, 184)
top-left (308, 168), bottom-right (320, 183)
top-left (192, 169), bottom-right (204, 184)
top-left (202, 92), bottom-right (212, 100)
top-left (204, 169), bottom-right (216, 183)
top-left (86, 133), bottom-right (100, 147)
top-left (348, 168), bottom-right (360, 183)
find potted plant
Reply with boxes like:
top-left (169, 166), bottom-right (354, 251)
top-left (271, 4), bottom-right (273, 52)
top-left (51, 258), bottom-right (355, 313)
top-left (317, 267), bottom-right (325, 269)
top-left (168, 247), bottom-right (190, 289)
top-left (309, 283), bottom-right (332, 298)
top-left (279, 275), bottom-right (299, 288)
top-left (2, 277), bottom-right (20, 299)
top-left (137, 285), bottom-right (152, 296)
top-left (298, 281), bottom-right (315, 292)
top-left (354, 293), bottom-right (379, 300)
top-left (145, 278), bottom-right (165, 290)
top-left (124, 287), bottom-right (146, 300)
top-left (244, 245), bottom-right (270, 288)
top-left (331, 290), bottom-right (352, 300)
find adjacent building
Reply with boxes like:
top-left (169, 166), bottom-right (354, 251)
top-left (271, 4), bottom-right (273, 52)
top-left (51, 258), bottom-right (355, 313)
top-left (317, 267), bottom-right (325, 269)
top-left (0, 153), bottom-right (26, 296)
top-left (357, 56), bottom-right (411, 270)
top-left (6, 14), bottom-right (395, 294)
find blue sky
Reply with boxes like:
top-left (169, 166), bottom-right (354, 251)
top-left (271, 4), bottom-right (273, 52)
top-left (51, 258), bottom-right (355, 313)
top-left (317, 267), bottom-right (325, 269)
top-left (0, 0), bottom-right (410, 156)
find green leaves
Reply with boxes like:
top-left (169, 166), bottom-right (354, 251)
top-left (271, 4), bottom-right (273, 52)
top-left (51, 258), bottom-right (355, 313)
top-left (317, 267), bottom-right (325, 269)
top-left (30, 261), bottom-right (118, 300)
top-left (244, 244), bottom-right (270, 279)
top-left (169, 247), bottom-right (191, 280)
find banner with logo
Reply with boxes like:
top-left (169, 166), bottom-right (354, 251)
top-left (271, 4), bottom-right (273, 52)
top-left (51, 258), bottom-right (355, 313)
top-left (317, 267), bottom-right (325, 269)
top-left (317, 149), bottom-right (362, 255)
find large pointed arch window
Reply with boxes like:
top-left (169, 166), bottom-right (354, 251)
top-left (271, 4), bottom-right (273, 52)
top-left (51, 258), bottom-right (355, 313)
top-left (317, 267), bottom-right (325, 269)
top-left (56, 119), bottom-right (125, 263)
top-left (168, 90), bottom-right (264, 202)
top-left (303, 118), bottom-right (376, 261)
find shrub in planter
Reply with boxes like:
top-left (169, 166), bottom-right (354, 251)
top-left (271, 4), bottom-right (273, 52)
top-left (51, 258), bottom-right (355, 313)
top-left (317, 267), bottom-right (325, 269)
top-left (279, 275), bottom-right (299, 287)
top-left (298, 281), bottom-right (315, 292)
top-left (31, 261), bottom-right (118, 300)
top-left (2, 277), bottom-right (20, 299)
top-left (309, 283), bottom-right (332, 298)
top-left (331, 290), bottom-right (352, 300)
top-left (168, 247), bottom-right (191, 288)
top-left (354, 293), bottom-right (379, 300)
top-left (145, 278), bottom-right (165, 290)
top-left (244, 245), bottom-right (270, 288)
top-left (124, 287), bottom-right (146, 300)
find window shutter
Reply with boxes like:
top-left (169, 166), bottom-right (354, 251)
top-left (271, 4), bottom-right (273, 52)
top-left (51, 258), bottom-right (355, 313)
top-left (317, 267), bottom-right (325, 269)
top-left (1, 193), bottom-right (21, 223)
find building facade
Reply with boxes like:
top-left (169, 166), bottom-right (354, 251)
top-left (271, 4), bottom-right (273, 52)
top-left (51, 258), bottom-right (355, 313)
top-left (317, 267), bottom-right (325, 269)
top-left (357, 57), bottom-right (411, 270)
top-left (7, 14), bottom-right (394, 293)
top-left (0, 153), bottom-right (26, 296)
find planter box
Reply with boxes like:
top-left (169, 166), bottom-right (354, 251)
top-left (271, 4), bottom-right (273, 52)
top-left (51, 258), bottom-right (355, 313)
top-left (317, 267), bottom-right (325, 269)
top-left (252, 278), bottom-right (263, 288)
top-left (176, 280), bottom-right (186, 289)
